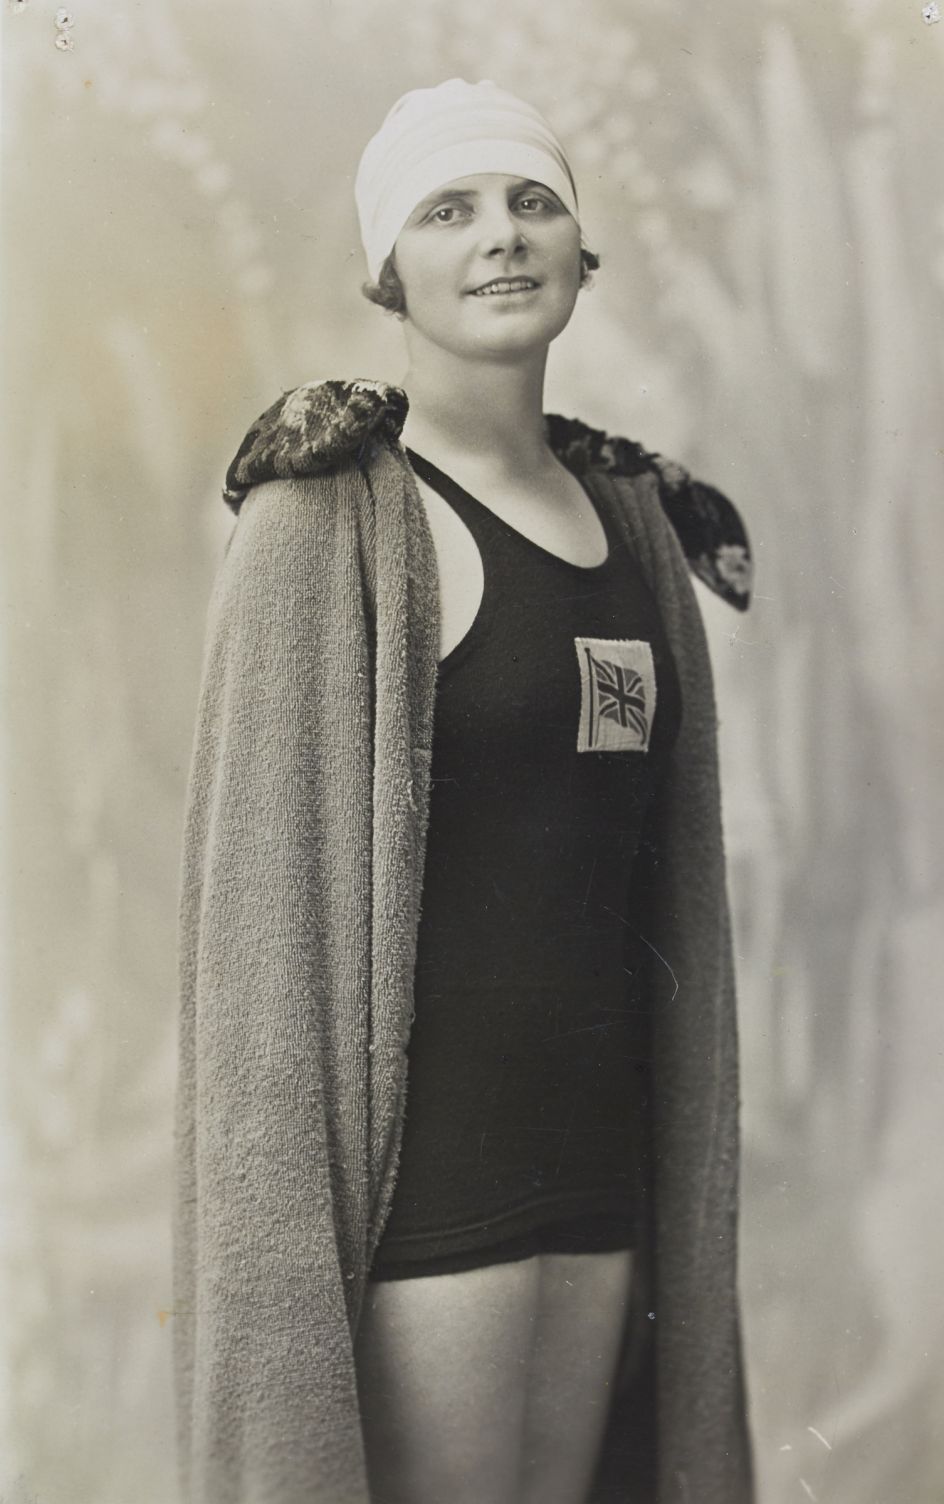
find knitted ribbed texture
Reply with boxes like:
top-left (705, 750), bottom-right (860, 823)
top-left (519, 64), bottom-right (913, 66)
top-left (173, 400), bottom-right (754, 1503)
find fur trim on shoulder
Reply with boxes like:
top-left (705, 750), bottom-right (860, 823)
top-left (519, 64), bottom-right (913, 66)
top-left (222, 380), bottom-right (752, 610)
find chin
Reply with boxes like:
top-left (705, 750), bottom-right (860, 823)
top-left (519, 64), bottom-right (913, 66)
top-left (462, 300), bottom-right (575, 352)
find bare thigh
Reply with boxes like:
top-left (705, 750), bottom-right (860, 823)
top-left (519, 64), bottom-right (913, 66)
top-left (353, 1249), bottom-right (633, 1504)
top-left (354, 1257), bottom-right (540, 1504)
top-left (520, 1250), bottom-right (634, 1504)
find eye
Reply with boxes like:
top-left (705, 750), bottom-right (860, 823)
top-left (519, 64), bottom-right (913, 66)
top-left (516, 194), bottom-right (554, 213)
top-left (428, 203), bottom-right (470, 224)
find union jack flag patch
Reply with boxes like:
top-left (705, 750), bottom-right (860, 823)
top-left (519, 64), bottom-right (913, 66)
top-left (574, 637), bottom-right (657, 753)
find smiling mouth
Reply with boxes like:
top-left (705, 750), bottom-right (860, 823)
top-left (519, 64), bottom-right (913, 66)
top-left (469, 277), bottom-right (540, 297)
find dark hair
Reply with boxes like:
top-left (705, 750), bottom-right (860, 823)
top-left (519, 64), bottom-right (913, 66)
top-left (361, 246), bottom-right (601, 316)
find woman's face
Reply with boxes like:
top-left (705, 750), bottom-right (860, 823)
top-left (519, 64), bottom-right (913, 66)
top-left (391, 173), bottom-right (583, 361)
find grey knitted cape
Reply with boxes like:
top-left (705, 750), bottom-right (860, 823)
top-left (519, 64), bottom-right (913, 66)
top-left (173, 379), bottom-right (755, 1504)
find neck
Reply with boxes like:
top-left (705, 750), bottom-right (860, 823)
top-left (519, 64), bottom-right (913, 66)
top-left (398, 343), bottom-right (552, 474)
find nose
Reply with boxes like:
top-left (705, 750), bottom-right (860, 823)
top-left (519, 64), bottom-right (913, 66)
top-left (477, 201), bottom-right (529, 259)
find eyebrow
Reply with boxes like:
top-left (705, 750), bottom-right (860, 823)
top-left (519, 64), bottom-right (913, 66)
top-left (410, 180), bottom-right (559, 217)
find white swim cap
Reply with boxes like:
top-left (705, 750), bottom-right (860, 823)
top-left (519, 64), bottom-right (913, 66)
top-left (354, 78), bottom-right (580, 282)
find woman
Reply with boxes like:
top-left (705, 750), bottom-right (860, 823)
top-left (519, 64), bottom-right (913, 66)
top-left (173, 79), bottom-right (755, 1504)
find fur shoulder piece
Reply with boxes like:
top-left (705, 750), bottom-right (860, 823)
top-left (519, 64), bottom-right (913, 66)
top-left (223, 379), bottom-right (752, 611)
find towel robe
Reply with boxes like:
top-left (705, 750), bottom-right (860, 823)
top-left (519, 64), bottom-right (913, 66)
top-left (172, 379), bottom-right (756, 1504)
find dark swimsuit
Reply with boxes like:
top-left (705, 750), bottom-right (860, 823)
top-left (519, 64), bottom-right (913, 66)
top-left (368, 451), bottom-right (682, 1280)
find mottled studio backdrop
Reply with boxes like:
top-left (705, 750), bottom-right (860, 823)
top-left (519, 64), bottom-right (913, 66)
top-left (2, 1), bottom-right (943, 1501)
